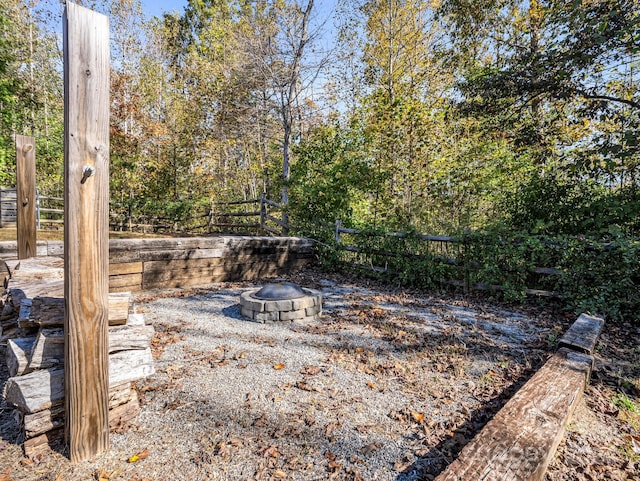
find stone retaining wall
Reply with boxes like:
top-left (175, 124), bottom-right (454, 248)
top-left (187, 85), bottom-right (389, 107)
top-left (0, 236), bottom-right (315, 291)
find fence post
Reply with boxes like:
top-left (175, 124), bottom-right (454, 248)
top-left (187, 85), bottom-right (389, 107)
top-left (207, 203), bottom-right (214, 233)
top-left (335, 219), bottom-right (342, 244)
top-left (36, 189), bottom-right (41, 230)
top-left (16, 135), bottom-right (37, 259)
top-left (63, 2), bottom-right (110, 462)
top-left (260, 193), bottom-right (266, 233)
top-left (462, 233), bottom-right (470, 293)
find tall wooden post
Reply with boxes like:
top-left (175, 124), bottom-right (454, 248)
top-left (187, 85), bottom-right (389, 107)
top-left (16, 135), bottom-right (37, 259)
top-left (63, 2), bottom-right (110, 462)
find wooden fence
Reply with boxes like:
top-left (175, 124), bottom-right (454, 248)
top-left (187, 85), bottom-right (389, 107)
top-left (109, 194), bottom-right (287, 236)
top-left (0, 188), bottom-right (64, 228)
top-left (334, 220), bottom-right (562, 297)
top-left (1, 189), bottom-right (287, 236)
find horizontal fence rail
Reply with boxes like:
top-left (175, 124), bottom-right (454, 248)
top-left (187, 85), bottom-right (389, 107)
top-left (1, 188), bottom-right (64, 228)
top-left (1, 188), bottom-right (289, 237)
top-left (333, 220), bottom-right (562, 298)
top-left (108, 195), bottom-right (288, 236)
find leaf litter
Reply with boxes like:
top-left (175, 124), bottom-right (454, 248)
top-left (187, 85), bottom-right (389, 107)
top-left (0, 267), bottom-right (637, 480)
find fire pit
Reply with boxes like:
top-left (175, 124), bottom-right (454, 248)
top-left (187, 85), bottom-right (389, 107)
top-left (239, 282), bottom-right (322, 323)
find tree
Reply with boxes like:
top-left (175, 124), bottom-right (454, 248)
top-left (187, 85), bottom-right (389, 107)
top-left (0, 0), bottom-right (64, 192)
top-left (437, 0), bottom-right (640, 235)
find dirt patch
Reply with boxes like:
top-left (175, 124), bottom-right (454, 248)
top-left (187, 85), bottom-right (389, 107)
top-left (0, 268), bottom-right (637, 480)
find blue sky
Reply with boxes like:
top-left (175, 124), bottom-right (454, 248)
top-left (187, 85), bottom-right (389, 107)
top-left (140, 0), bottom-right (338, 22)
top-left (140, 0), bottom-right (186, 19)
top-left (139, 0), bottom-right (339, 52)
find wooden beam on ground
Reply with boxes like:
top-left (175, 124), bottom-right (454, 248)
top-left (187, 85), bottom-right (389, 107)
top-left (434, 348), bottom-right (593, 481)
top-left (15, 135), bottom-right (37, 259)
top-left (5, 348), bottom-right (154, 414)
top-left (559, 313), bottom-right (605, 355)
top-left (63, 1), bottom-right (110, 462)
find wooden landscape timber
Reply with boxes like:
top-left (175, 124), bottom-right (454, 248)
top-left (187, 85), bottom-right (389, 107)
top-left (1, 257), bottom-right (155, 458)
top-left (558, 313), bottom-right (605, 354)
top-left (22, 386), bottom-right (140, 458)
top-left (6, 325), bottom-right (154, 375)
top-left (435, 314), bottom-right (604, 481)
top-left (4, 348), bottom-right (154, 414)
top-left (0, 236), bottom-right (316, 292)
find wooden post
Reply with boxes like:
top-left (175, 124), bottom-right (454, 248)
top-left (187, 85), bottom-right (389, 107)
top-left (335, 219), bottom-right (341, 244)
top-left (260, 193), bottom-right (266, 233)
top-left (63, 2), bottom-right (110, 462)
top-left (16, 135), bottom-right (37, 259)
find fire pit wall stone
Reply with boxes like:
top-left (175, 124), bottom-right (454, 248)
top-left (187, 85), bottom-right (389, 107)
top-left (240, 288), bottom-right (322, 323)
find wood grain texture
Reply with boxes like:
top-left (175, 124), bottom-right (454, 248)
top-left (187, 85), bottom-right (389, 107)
top-left (27, 325), bottom-right (153, 370)
top-left (29, 293), bottom-right (129, 327)
top-left (5, 349), bottom-right (154, 414)
top-left (559, 313), bottom-right (605, 355)
top-left (15, 135), bottom-right (37, 259)
top-left (434, 349), bottom-right (593, 481)
top-left (23, 384), bottom-right (138, 439)
top-left (63, 1), bottom-right (110, 462)
top-left (6, 337), bottom-right (36, 376)
top-left (109, 262), bottom-right (143, 276)
top-left (108, 273), bottom-right (142, 290)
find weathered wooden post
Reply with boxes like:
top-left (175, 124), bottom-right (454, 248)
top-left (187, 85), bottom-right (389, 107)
top-left (260, 193), bottom-right (266, 233)
top-left (63, 2), bottom-right (110, 462)
top-left (16, 135), bottom-right (37, 259)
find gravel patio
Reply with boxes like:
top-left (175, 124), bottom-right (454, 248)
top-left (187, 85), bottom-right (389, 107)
top-left (1, 268), bottom-right (638, 481)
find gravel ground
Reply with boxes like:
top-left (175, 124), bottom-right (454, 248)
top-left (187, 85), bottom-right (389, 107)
top-left (0, 268), bottom-right (638, 481)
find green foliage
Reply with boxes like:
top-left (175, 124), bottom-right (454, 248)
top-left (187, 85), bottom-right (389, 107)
top-left (289, 123), bottom-right (377, 241)
top-left (501, 172), bottom-right (640, 236)
top-left (312, 224), bottom-right (640, 323)
top-left (556, 234), bottom-right (640, 322)
top-left (612, 392), bottom-right (640, 414)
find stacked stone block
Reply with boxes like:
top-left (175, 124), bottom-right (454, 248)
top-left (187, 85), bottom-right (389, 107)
top-left (240, 288), bottom-right (322, 323)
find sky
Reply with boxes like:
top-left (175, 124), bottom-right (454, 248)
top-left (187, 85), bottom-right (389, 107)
top-left (140, 0), bottom-right (338, 23)
top-left (140, 0), bottom-right (187, 19)
top-left (139, 0), bottom-right (340, 53)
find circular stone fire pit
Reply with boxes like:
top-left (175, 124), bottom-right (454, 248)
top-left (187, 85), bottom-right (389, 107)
top-left (239, 282), bottom-right (322, 323)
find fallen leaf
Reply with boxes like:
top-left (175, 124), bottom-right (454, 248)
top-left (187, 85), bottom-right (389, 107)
top-left (300, 365), bottom-right (321, 376)
top-left (359, 442), bottom-right (383, 455)
top-left (0, 467), bottom-right (11, 481)
top-left (253, 415), bottom-right (269, 427)
top-left (394, 456), bottom-right (413, 472)
top-left (366, 381), bottom-right (377, 390)
top-left (274, 469), bottom-right (287, 479)
top-left (296, 380), bottom-right (314, 391)
top-left (127, 448), bottom-right (149, 463)
top-left (259, 445), bottom-right (279, 458)
top-left (273, 363), bottom-right (285, 370)
top-left (411, 411), bottom-right (425, 423)
top-left (629, 435), bottom-right (640, 454)
top-left (325, 422), bottom-right (340, 438)
top-left (229, 437), bottom-right (243, 448)
top-left (94, 469), bottom-right (116, 481)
